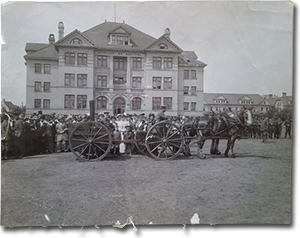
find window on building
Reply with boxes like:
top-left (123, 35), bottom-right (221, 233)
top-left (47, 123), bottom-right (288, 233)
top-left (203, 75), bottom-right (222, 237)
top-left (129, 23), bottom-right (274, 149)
top-left (114, 57), bottom-right (125, 70)
top-left (152, 77), bottom-right (162, 89)
top-left (152, 97), bottom-right (161, 110)
top-left (43, 99), bottom-right (50, 109)
top-left (184, 70), bottom-right (189, 79)
top-left (191, 70), bottom-right (196, 79)
top-left (191, 86), bottom-right (196, 96)
top-left (77, 95), bottom-right (87, 109)
top-left (77, 74), bottom-right (87, 87)
top-left (163, 97), bottom-right (172, 110)
top-left (65, 52), bottom-right (75, 65)
top-left (183, 102), bottom-right (189, 111)
top-left (191, 102), bottom-right (196, 111)
top-left (183, 86), bottom-right (189, 95)
top-left (132, 77), bottom-right (142, 88)
top-left (97, 55), bottom-right (108, 68)
top-left (65, 95), bottom-right (75, 109)
top-left (70, 38), bottom-right (82, 44)
top-left (117, 36), bottom-right (124, 45)
top-left (35, 64), bottom-right (42, 73)
top-left (261, 108), bottom-right (264, 112)
top-left (97, 75), bottom-right (107, 88)
top-left (216, 107), bottom-right (219, 111)
top-left (34, 99), bottom-right (41, 109)
top-left (163, 77), bottom-right (172, 90)
top-left (159, 43), bottom-right (168, 49)
top-left (34, 82), bottom-right (42, 92)
top-left (77, 53), bottom-right (87, 65)
top-left (131, 97), bottom-right (142, 110)
top-left (163, 57), bottom-right (173, 69)
top-left (132, 57), bottom-right (142, 69)
top-left (153, 57), bottom-right (162, 69)
top-left (44, 64), bottom-right (51, 74)
top-left (65, 74), bottom-right (75, 87)
top-left (97, 96), bottom-right (107, 109)
top-left (44, 82), bottom-right (50, 92)
top-left (111, 35), bottom-right (130, 45)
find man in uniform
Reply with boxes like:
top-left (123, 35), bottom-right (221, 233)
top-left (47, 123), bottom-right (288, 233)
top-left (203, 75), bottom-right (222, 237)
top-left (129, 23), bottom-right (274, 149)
top-left (155, 105), bottom-right (167, 122)
top-left (11, 112), bottom-right (25, 158)
top-left (284, 117), bottom-right (292, 139)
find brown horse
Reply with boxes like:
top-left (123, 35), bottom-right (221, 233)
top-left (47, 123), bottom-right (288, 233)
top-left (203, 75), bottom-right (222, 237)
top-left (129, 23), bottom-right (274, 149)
top-left (198, 107), bottom-right (253, 158)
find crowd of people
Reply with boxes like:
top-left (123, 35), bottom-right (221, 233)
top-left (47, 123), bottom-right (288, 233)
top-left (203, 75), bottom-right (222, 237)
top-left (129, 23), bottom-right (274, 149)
top-left (1, 106), bottom-right (292, 160)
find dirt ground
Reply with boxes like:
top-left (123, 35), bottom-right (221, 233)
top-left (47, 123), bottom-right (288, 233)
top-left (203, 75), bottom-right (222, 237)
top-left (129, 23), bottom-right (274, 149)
top-left (1, 138), bottom-right (292, 227)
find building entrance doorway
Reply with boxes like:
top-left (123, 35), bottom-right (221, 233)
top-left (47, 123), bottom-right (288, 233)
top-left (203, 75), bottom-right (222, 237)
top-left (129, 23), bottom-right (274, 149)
top-left (113, 97), bottom-right (125, 115)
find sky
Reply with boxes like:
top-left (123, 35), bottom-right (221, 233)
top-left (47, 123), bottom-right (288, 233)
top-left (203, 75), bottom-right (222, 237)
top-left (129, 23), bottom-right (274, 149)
top-left (0, 0), bottom-right (294, 106)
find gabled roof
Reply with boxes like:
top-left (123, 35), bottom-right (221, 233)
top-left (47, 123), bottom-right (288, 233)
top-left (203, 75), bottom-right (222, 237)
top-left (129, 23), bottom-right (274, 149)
top-left (179, 51), bottom-right (207, 67)
top-left (25, 43), bottom-right (49, 54)
top-left (24, 44), bottom-right (58, 60)
top-left (2, 100), bottom-right (19, 112)
top-left (145, 34), bottom-right (183, 52)
top-left (277, 95), bottom-right (293, 106)
top-left (55, 29), bottom-right (97, 47)
top-left (204, 93), bottom-right (264, 105)
top-left (109, 25), bottom-right (132, 35)
top-left (83, 21), bottom-right (156, 51)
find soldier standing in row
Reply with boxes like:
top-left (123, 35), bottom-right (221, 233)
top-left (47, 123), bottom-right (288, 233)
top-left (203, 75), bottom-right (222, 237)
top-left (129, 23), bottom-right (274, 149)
top-left (260, 116), bottom-right (269, 143)
top-left (284, 117), bottom-right (292, 139)
top-left (11, 112), bottom-right (25, 158)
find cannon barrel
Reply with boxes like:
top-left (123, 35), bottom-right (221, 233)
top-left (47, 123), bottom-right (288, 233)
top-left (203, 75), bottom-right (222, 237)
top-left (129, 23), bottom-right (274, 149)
top-left (89, 100), bottom-right (95, 121)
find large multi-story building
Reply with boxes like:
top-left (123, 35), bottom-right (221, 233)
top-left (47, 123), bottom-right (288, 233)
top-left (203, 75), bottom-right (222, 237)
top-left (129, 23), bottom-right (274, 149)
top-left (24, 21), bottom-right (206, 116)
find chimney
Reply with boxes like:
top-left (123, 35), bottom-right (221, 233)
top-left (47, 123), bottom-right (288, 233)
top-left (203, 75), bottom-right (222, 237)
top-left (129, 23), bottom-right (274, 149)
top-left (164, 28), bottom-right (171, 39)
top-left (268, 94), bottom-right (273, 98)
top-left (282, 92), bottom-right (287, 97)
top-left (48, 34), bottom-right (55, 44)
top-left (58, 21), bottom-right (64, 39)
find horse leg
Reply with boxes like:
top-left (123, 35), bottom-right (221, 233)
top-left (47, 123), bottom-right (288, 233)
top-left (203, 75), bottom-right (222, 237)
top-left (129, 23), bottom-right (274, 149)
top-left (210, 139), bottom-right (216, 154)
top-left (229, 137), bottom-right (237, 158)
top-left (214, 139), bottom-right (221, 155)
top-left (224, 138), bottom-right (230, 157)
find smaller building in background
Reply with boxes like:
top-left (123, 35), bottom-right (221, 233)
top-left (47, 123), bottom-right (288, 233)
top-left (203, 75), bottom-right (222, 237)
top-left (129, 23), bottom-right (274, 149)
top-left (203, 92), bottom-right (293, 115)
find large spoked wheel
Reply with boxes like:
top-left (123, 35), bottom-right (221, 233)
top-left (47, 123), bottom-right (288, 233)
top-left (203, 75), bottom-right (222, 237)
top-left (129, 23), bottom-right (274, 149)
top-left (145, 121), bottom-right (183, 160)
top-left (69, 121), bottom-right (112, 162)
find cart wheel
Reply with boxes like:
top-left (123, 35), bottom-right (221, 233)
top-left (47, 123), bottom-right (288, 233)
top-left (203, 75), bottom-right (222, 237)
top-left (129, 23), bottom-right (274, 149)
top-left (69, 121), bottom-right (112, 161)
top-left (145, 121), bottom-right (183, 160)
top-left (197, 149), bottom-right (206, 159)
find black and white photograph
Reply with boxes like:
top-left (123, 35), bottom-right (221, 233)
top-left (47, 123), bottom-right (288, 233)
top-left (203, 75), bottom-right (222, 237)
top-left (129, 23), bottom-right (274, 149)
top-left (1, 0), bottom-right (294, 230)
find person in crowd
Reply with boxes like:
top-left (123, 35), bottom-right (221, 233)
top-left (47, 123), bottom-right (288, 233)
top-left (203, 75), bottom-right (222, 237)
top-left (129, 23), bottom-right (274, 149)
top-left (260, 115), bottom-right (269, 143)
top-left (111, 126), bottom-right (121, 155)
top-left (55, 116), bottom-right (68, 152)
top-left (284, 116), bottom-right (292, 139)
top-left (10, 112), bottom-right (25, 159)
top-left (123, 125), bottom-right (133, 155)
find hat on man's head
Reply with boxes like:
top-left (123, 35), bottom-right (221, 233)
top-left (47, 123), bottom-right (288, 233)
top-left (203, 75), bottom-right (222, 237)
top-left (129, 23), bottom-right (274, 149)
top-left (160, 105), bottom-right (167, 109)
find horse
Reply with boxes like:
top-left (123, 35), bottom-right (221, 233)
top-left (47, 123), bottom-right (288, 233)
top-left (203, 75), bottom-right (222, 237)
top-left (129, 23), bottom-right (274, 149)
top-left (198, 107), bottom-right (253, 158)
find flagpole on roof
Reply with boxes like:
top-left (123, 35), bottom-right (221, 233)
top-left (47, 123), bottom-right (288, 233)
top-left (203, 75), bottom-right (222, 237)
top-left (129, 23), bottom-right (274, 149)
top-left (114, 2), bottom-right (116, 22)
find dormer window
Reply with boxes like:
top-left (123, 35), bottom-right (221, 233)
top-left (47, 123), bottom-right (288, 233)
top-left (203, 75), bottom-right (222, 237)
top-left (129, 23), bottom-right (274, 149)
top-left (159, 43), bottom-right (168, 49)
top-left (110, 34), bottom-right (130, 45)
top-left (239, 100), bottom-right (253, 104)
top-left (71, 38), bottom-right (82, 44)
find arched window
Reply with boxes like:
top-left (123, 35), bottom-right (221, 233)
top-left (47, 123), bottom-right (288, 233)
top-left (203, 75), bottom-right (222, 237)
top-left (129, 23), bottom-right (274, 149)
top-left (158, 43), bottom-right (168, 49)
top-left (70, 38), bottom-right (82, 45)
top-left (97, 96), bottom-right (107, 109)
top-left (131, 97), bottom-right (142, 110)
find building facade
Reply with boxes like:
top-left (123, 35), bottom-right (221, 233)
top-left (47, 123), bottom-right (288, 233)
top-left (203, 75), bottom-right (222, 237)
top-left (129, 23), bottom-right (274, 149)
top-left (24, 21), bottom-right (206, 116)
top-left (203, 92), bottom-right (293, 115)
top-left (203, 93), bottom-right (271, 114)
